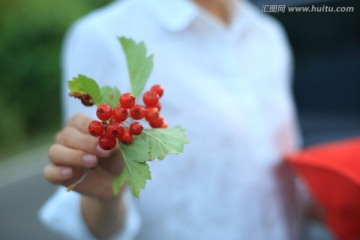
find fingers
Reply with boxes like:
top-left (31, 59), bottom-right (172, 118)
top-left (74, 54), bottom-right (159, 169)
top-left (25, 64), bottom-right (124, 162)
top-left (67, 113), bottom-right (93, 134)
top-left (43, 165), bottom-right (86, 188)
top-left (55, 126), bottom-right (98, 154)
top-left (49, 144), bottom-right (98, 168)
top-left (55, 113), bottom-right (115, 158)
top-left (95, 144), bottom-right (115, 158)
top-left (44, 113), bottom-right (123, 191)
top-left (98, 148), bottom-right (125, 176)
top-left (43, 165), bottom-right (73, 184)
top-left (55, 128), bottom-right (115, 158)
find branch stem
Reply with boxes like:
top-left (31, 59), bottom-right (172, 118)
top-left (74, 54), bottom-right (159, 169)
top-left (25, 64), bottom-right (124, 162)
top-left (66, 168), bottom-right (94, 192)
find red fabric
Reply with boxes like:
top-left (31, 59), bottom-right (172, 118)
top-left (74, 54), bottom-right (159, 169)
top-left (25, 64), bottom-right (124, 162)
top-left (286, 138), bottom-right (360, 240)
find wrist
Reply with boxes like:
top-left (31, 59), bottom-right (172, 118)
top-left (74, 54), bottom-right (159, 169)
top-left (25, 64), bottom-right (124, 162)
top-left (80, 185), bottom-right (127, 215)
top-left (81, 193), bottom-right (126, 239)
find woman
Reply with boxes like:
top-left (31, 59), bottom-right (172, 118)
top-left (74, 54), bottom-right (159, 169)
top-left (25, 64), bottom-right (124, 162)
top-left (40, 0), bottom-right (309, 239)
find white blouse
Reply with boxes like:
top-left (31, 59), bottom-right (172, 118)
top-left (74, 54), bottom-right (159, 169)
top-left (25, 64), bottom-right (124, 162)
top-left (39, 0), bottom-right (307, 239)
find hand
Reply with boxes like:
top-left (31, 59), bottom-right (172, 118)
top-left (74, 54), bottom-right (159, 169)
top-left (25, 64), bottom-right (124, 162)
top-left (44, 113), bottom-right (125, 199)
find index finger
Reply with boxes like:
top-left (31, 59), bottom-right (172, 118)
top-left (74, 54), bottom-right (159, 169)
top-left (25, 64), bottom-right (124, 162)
top-left (67, 113), bottom-right (93, 134)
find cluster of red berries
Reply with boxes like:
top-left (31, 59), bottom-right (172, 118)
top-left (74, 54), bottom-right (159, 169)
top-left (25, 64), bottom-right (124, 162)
top-left (88, 84), bottom-right (167, 150)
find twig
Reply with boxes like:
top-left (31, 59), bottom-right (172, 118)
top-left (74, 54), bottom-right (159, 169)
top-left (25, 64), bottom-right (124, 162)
top-left (66, 168), bottom-right (94, 192)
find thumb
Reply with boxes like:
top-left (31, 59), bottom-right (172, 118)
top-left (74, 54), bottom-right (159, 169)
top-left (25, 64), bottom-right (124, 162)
top-left (97, 144), bottom-right (125, 176)
top-left (96, 144), bottom-right (115, 158)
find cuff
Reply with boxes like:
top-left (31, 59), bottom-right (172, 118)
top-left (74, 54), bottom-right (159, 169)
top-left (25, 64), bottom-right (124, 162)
top-left (38, 187), bottom-right (141, 240)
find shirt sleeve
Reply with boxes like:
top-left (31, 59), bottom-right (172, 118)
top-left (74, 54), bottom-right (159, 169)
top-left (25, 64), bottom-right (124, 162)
top-left (39, 15), bottom-right (141, 240)
top-left (38, 187), bottom-right (141, 240)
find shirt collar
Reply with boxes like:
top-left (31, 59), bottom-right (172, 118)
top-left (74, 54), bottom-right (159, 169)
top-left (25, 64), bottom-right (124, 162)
top-left (144, 0), bottom-right (256, 37)
top-left (144, 0), bottom-right (198, 32)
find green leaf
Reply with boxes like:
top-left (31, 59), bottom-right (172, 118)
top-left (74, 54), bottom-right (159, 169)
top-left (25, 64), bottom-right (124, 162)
top-left (142, 126), bottom-right (189, 160)
top-left (120, 135), bottom-right (150, 162)
top-left (68, 74), bottom-right (101, 106)
top-left (100, 86), bottom-right (121, 108)
top-left (112, 161), bottom-right (151, 198)
top-left (119, 37), bottom-right (154, 97)
top-left (112, 150), bottom-right (151, 198)
top-left (113, 126), bottom-right (189, 199)
top-left (113, 135), bottom-right (151, 198)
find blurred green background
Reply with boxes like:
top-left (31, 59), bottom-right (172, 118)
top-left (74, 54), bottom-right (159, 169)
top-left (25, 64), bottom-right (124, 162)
top-left (0, 0), bottom-right (113, 160)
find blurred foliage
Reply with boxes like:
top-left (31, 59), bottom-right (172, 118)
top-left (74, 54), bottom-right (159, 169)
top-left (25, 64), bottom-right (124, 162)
top-left (269, 0), bottom-right (360, 114)
top-left (0, 0), bottom-right (113, 159)
top-left (270, 0), bottom-right (360, 58)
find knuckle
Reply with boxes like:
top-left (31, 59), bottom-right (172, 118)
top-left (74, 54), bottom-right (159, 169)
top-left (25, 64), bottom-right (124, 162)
top-left (79, 115), bottom-right (91, 128)
top-left (65, 150), bottom-right (83, 166)
top-left (54, 131), bottom-right (62, 143)
top-left (80, 134), bottom-right (98, 152)
top-left (55, 127), bottom-right (71, 145)
top-left (43, 165), bottom-right (57, 184)
top-left (69, 113), bottom-right (91, 128)
top-left (48, 145), bottom-right (57, 160)
top-left (58, 127), bottom-right (73, 146)
top-left (68, 114), bottom-right (79, 125)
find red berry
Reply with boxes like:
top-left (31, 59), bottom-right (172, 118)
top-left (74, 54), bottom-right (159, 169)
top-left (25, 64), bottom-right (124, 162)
top-left (143, 91), bottom-right (159, 107)
top-left (154, 102), bottom-right (161, 112)
top-left (150, 84), bottom-right (164, 97)
top-left (88, 120), bottom-right (105, 137)
top-left (149, 116), bottom-right (164, 128)
top-left (98, 135), bottom-right (117, 150)
top-left (130, 105), bottom-right (145, 120)
top-left (129, 122), bottom-right (143, 135)
top-left (96, 104), bottom-right (112, 121)
top-left (113, 106), bottom-right (129, 122)
top-left (160, 121), bottom-right (168, 128)
top-left (145, 107), bottom-right (160, 122)
top-left (106, 122), bottom-right (124, 138)
top-left (119, 93), bottom-right (136, 109)
top-left (119, 130), bottom-right (133, 144)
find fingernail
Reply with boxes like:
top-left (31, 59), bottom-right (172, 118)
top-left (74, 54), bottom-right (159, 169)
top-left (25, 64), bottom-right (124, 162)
top-left (82, 154), bottom-right (97, 165)
top-left (96, 144), bottom-right (112, 157)
top-left (61, 168), bottom-right (72, 177)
